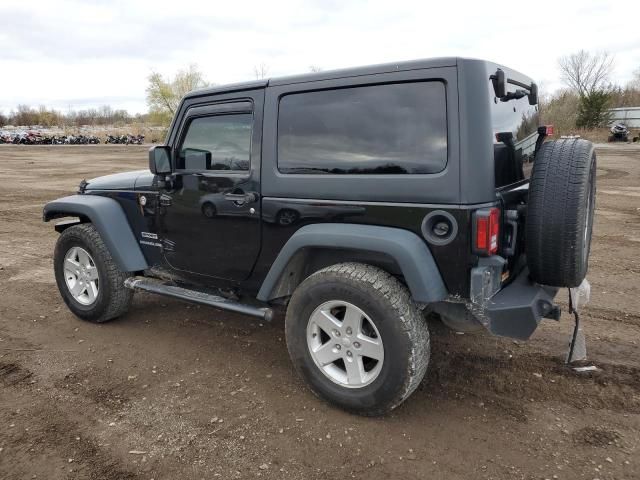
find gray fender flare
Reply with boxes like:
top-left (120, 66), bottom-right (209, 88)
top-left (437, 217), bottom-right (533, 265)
top-left (256, 223), bottom-right (448, 303)
top-left (43, 194), bottom-right (149, 272)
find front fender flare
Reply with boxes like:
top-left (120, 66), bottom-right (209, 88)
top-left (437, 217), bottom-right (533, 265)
top-left (43, 194), bottom-right (149, 272)
top-left (257, 224), bottom-right (448, 303)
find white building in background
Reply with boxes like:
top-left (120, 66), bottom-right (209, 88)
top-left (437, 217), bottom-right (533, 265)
top-left (609, 107), bottom-right (640, 127)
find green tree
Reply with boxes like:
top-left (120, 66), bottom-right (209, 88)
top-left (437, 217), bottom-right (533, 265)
top-left (576, 90), bottom-right (612, 128)
top-left (146, 65), bottom-right (210, 126)
top-left (558, 50), bottom-right (614, 129)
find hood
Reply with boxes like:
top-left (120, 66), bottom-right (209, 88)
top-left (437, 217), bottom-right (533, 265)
top-left (84, 170), bottom-right (149, 191)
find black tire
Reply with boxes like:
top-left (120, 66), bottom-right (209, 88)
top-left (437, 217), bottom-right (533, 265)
top-left (54, 224), bottom-right (133, 323)
top-left (285, 262), bottom-right (430, 416)
top-left (201, 202), bottom-right (217, 219)
top-left (526, 139), bottom-right (596, 287)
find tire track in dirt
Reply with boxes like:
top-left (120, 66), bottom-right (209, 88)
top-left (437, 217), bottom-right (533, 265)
top-left (0, 357), bottom-right (139, 480)
top-left (0, 361), bottom-right (32, 387)
top-left (425, 346), bottom-right (640, 421)
top-left (586, 305), bottom-right (640, 327)
top-left (597, 166), bottom-right (630, 181)
top-left (55, 366), bottom-right (137, 413)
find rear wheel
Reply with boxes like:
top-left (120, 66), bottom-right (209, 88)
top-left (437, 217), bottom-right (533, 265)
top-left (54, 224), bottom-right (133, 323)
top-left (201, 202), bottom-right (217, 218)
top-left (285, 263), bottom-right (429, 416)
top-left (526, 138), bottom-right (596, 287)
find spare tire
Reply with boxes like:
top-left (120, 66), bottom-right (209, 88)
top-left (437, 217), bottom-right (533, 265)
top-left (526, 138), bottom-right (596, 287)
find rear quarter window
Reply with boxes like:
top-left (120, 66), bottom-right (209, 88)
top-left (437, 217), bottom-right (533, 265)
top-left (490, 74), bottom-right (540, 188)
top-left (277, 81), bottom-right (447, 174)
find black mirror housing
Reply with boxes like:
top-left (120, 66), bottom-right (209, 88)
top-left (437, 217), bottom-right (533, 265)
top-left (528, 82), bottom-right (538, 106)
top-left (491, 69), bottom-right (506, 98)
top-left (149, 146), bottom-right (171, 175)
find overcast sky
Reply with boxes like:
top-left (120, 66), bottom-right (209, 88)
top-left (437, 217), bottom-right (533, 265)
top-left (1, 0), bottom-right (639, 114)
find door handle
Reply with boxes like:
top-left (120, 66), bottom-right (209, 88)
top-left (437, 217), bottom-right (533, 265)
top-left (224, 192), bottom-right (257, 205)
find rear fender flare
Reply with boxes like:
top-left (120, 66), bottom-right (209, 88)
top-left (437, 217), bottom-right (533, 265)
top-left (257, 224), bottom-right (448, 303)
top-left (43, 194), bottom-right (148, 272)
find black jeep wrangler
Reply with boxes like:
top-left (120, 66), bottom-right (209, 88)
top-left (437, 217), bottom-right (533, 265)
top-left (44, 57), bottom-right (596, 415)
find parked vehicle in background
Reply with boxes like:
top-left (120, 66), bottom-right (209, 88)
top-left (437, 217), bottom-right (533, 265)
top-left (43, 57), bottom-right (596, 415)
top-left (609, 123), bottom-right (630, 142)
top-left (0, 132), bottom-right (101, 145)
top-left (105, 134), bottom-right (145, 145)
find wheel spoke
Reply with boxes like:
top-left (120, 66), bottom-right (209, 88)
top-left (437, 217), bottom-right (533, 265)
top-left (85, 282), bottom-right (98, 302)
top-left (64, 257), bottom-right (79, 273)
top-left (85, 265), bottom-right (99, 281)
top-left (342, 305), bottom-right (362, 332)
top-left (345, 356), bottom-right (365, 385)
top-left (357, 335), bottom-right (384, 361)
top-left (77, 248), bottom-right (91, 267)
top-left (311, 309), bottom-right (341, 335)
top-left (69, 281), bottom-right (84, 296)
top-left (312, 342), bottom-right (342, 366)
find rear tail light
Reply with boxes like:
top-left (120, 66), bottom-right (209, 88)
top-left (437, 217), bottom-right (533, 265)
top-left (474, 208), bottom-right (500, 255)
top-left (538, 125), bottom-right (554, 136)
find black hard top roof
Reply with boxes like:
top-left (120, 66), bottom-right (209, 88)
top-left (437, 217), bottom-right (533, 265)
top-left (183, 57), bottom-right (460, 99)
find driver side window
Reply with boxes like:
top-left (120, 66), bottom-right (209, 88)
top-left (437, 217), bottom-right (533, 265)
top-left (178, 113), bottom-right (253, 171)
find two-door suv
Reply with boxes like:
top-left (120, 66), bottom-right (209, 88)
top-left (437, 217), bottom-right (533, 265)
top-left (44, 57), bottom-right (596, 415)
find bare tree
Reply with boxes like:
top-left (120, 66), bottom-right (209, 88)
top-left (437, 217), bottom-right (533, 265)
top-left (558, 51), bottom-right (615, 129)
top-left (254, 63), bottom-right (269, 80)
top-left (630, 67), bottom-right (640, 90)
top-left (558, 50), bottom-right (614, 97)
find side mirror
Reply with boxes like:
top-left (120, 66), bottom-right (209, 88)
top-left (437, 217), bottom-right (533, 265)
top-left (491, 69), bottom-right (506, 99)
top-left (149, 146), bottom-right (171, 175)
top-left (528, 82), bottom-right (538, 106)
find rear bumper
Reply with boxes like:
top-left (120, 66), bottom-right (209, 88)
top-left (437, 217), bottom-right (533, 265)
top-left (466, 256), bottom-right (560, 340)
top-left (481, 270), bottom-right (559, 340)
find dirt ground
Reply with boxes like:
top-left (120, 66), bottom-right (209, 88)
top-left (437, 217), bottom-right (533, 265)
top-left (0, 145), bottom-right (638, 480)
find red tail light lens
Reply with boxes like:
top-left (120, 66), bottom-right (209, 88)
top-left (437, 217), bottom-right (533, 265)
top-left (474, 208), bottom-right (500, 255)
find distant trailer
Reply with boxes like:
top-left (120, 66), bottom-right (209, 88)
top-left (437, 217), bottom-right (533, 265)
top-left (609, 107), bottom-right (640, 128)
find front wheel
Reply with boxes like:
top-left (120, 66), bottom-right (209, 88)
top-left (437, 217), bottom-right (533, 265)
top-left (54, 224), bottom-right (133, 323)
top-left (285, 263), bottom-right (430, 416)
top-left (201, 202), bottom-right (217, 219)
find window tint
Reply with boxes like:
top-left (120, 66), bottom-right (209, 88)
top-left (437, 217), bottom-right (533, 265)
top-left (277, 82), bottom-right (447, 175)
top-left (490, 77), bottom-right (540, 188)
top-left (178, 114), bottom-right (252, 171)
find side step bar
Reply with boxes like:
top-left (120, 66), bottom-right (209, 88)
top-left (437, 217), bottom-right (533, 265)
top-left (124, 277), bottom-right (273, 322)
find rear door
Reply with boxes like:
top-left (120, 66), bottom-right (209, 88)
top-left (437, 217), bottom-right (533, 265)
top-left (158, 91), bottom-right (263, 282)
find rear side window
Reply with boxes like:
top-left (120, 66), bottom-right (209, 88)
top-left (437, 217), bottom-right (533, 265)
top-left (490, 72), bottom-right (540, 188)
top-left (277, 81), bottom-right (447, 174)
top-left (178, 114), bottom-right (252, 171)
